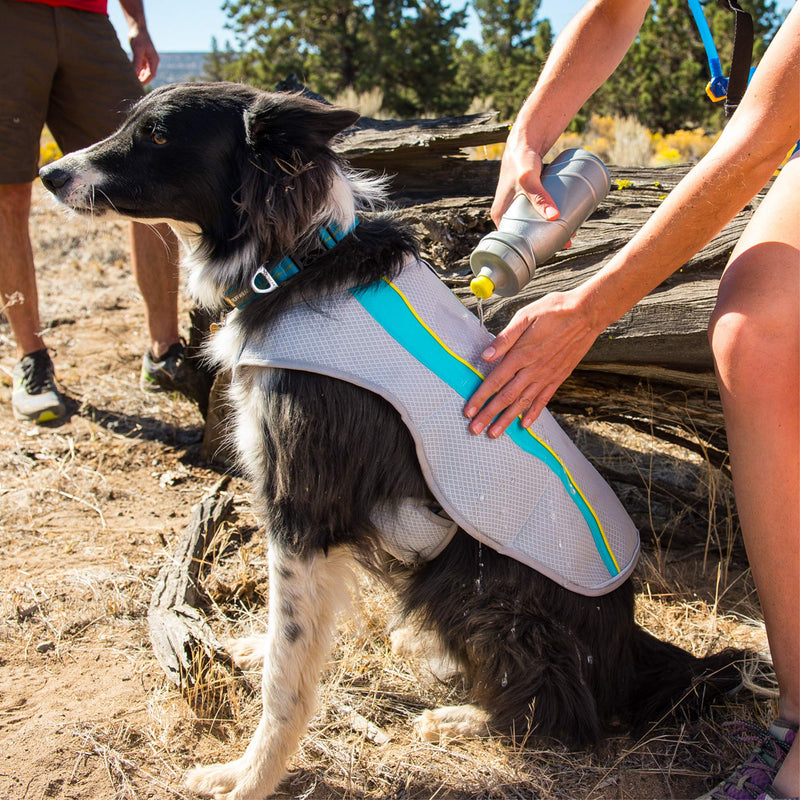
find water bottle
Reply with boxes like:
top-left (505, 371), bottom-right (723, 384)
top-left (469, 148), bottom-right (611, 300)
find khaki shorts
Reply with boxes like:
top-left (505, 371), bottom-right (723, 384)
top-left (0, 0), bottom-right (144, 183)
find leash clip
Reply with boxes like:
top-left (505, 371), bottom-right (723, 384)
top-left (251, 266), bottom-right (280, 294)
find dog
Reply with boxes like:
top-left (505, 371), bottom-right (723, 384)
top-left (40, 82), bottom-right (744, 800)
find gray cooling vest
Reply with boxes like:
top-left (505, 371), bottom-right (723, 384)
top-left (237, 257), bottom-right (639, 595)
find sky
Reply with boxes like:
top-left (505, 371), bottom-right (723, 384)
top-left (108, 0), bottom-right (587, 54)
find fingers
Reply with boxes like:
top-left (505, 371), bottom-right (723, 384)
top-left (465, 311), bottom-right (532, 416)
top-left (492, 383), bottom-right (558, 437)
top-left (478, 316), bottom-right (526, 365)
top-left (135, 52), bottom-right (158, 85)
top-left (466, 362), bottom-right (565, 438)
top-left (521, 181), bottom-right (560, 222)
top-left (492, 178), bottom-right (561, 227)
top-left (131, 36), bottom-right (159, 85)
top-left (465, 364), bottom-right (548, 437)
top-left (464, 341), bottom-right (536, 432)
top-left (136, 62), bottom-right (152, 85)
top-left (491, 145), bottom-right (550, 224)
top-left (520, 384), bottom-right (558, 429)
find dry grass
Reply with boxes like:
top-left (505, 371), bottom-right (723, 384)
top-left (332, 88), bottom-right (389, 120)
top-left (467, 115), bottom-right (721, 168)
top-left (0, 183), bottom-right (777, 799)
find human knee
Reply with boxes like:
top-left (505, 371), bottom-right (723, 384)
top-left (709, 265), bottom-right (799, 387)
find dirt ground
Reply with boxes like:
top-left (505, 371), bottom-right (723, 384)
top-left (0, 184), bottom-right (780, 800)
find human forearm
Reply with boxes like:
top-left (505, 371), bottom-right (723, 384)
top-left (117, 0), bottom-right (147, 32)
top-left (576, 8), bottom-right (800, 334)
top-left (513, 0), bottom-right (651, 156)
top-left (493, 0), bottom-right (651, 222)
top-left (117, 0), bottom-right (159, 84)
top-left (579, 154), bottom-right (775, 333)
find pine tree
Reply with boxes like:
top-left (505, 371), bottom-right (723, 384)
top-left (468, 0), bottom-right (553, 118)
top-left (218, 0), bottom-right (467, 116)
top-left (203, 37), bottom-right (240, 82)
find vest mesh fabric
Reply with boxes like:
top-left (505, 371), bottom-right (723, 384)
top-left (237, 257), bottom-right (639, 595)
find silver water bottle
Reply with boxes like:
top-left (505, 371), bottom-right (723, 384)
top-left (469, 148), bottom-right (611, 299)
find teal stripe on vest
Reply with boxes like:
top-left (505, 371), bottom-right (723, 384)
top-left (350, 278), bottom-right (620, 577)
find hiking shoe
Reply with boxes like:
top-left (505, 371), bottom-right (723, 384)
top-left (140, 340), bottom-right (205, 404)
top-left (11, 349), bottom-right (66, 423)
top-left (697, 718), bottom-right (797, 799)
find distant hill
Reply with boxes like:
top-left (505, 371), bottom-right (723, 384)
top-left (152, 52), bottom-right (209, 88)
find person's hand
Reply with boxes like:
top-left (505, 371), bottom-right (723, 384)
top-left (464, 288), bottom-right (600, 437)
top-left (129, 28), bottom-right (159, 85)
top-left (491, 128), bottom-right (560, 226)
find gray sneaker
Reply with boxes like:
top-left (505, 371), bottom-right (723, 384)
top-left (11, 349), bottom-right (66, 423)
top-left (140, 340), bottom-right (206, 406)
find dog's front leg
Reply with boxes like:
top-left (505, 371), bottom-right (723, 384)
top-left (186, 542), bottom-right (356, 800)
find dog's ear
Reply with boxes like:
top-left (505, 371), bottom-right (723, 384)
top-left (244, 94), bottom-right (360, 155)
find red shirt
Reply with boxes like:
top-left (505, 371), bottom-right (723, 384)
top-left (12, 0), bottom-right (108, 13)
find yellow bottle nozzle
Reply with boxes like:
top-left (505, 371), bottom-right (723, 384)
top-left (470, 274), bottom-right (495, 300)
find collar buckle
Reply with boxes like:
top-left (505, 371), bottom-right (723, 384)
top-left (223, 217), bottom-right (360, 310)
top-left (251, 266), bottom-right (280, 294)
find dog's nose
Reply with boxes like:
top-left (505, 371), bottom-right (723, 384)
top-left (39, 166), bottom-right (70, 193)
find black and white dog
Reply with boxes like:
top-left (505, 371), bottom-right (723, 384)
top-left (40, 82), bottom-right (743, 800)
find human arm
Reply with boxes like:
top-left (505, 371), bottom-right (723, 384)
top-left (466, 3), bottom-right (800, 437)
top-left (117, 0), bottom-right (159, 85)
top-left (492, 0), bottom-right (651, 225)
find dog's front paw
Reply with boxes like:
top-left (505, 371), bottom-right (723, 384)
top-left (415, 705), bottom-right (491, 743)
top-left (186, 759), bottom-right (272, 800)
top-left (226, 634), bottom-right (269, 671)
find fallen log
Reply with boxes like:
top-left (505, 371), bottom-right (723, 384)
top-left (148, 476), bottom-right (234, 689)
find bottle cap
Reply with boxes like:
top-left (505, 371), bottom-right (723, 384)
top-left (470, 274), bottom-right (495, 299)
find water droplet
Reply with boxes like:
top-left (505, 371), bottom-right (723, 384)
top-left (475, 541), bottom-right (485, 594)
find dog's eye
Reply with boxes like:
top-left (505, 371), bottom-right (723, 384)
top-left (152, 131), bottom-right (168, 145)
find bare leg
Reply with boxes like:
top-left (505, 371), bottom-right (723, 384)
top-left (130, 221), bottom-right (181, 358)
top-left (0, 182), bottom-right (44, 357)
top-left (709, 155), bottom-right (800, 797)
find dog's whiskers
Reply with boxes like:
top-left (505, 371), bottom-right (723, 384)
top-left (95, 187), bottom-right (122, 217)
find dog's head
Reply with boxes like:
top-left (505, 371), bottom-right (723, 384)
top-left (39, 82), bottom-right (380, 307)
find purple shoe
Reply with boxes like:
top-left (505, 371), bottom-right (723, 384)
top-left (697, 718), bottom-right (797, 800)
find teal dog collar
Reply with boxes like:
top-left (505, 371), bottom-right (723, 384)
top-left (224, 218), bottom-right (360, 310)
